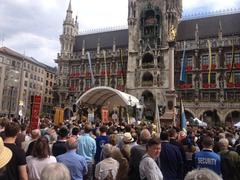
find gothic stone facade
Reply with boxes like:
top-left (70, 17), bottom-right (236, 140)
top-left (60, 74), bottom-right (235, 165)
top-left (55, 0), bottom-right (240, 125)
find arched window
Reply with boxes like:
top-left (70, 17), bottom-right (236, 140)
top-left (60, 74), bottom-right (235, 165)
top-left (142, 72), bottom-right (153, 87)
top-left (142, 53), bottom-right (154, 69)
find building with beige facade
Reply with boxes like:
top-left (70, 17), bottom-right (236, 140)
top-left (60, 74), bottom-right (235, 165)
top-left (0, 47), bottom-right (56, 118)
top-left (55, 0), bottom-right (240, 125)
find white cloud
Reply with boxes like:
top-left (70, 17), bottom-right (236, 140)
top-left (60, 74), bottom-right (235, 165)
top-left (72, 0), bottom-right (128, 30)
top-left (5, 32), bottom-right (58, 67)
top-left (183, 0), bottom-right (240, 14)
top-left (1, 0), bottom-right (240, 67)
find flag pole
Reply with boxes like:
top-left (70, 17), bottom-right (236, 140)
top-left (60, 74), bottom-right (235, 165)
top-left (120, 49), bottom-right (125, 89)
top-left (228, 40), bottom-right (235, 83)
top-left (86, 52), bottom-right (95, 87)
top-left (103, 50), bottom-right (108, 86)
top-left (155, 98), bottom-right (161, 133)
top-left (180, 98), bottom-right (187, 132)
top-left (207, 40), bottom-right (212, 85)
top-left (180, 41), bottom-right (186, 82)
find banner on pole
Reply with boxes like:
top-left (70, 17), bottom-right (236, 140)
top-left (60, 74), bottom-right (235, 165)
top-left (101, 107), bottom-right (109, 124)
top-left (30, 95), bottom-right (41, 130)
top-left (54, 107), bottom-right (64, 126)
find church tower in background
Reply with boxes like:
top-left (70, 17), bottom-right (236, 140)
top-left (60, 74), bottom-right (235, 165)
top-left (56, 0), bottom-right (79, 107)
top-left (126, 0), bottom-right (182, 122)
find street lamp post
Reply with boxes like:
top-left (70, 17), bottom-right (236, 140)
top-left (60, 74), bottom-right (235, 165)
top-left (6, 69), bottom-right (20, 119)
top-left (8, 86), bottom-right (14, 119)
top-left (127, 96), bottom-right (132, 124)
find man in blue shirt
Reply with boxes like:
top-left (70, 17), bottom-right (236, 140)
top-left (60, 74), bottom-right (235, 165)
top-left (77, 124), bottom-right (96, 180)
top-left (194, 135), bottom-right (221, 175)
top-left (95, 125), bottom-right (108, 163)
top-left (57, 137), bottom-right (87, 180)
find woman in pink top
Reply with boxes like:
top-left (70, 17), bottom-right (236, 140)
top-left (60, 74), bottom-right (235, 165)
top-left (26, 136), bottom-right (56, 180)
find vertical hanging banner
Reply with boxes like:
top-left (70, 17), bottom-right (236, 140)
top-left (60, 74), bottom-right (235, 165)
top-left (30, 95), bottom-right (41, 130)
top-left (180, 98), bottom-right (187, 132)
top-left (180, 41), bottom-right (187, 82)
top-left (103, 50), bottom-right (108, 86)
top-left (87, 51), bottom-right (95, 87)
top-left (101, 106), bottom-right (109, 124)
top-left (229, 40), bottom-right (235, 83)
top-left (120, 49), bottom-right (125, 86)
top-left (54, 107), bottom-right (64, 126)
top-left (207, 40), bottom-right (212, 84)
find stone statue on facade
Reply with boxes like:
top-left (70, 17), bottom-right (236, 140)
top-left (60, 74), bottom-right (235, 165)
top-left (168, 25), bottom-right (176, 42)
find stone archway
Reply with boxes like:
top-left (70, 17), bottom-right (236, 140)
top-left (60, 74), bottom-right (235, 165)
top-left (142, 90), bottom-right (155, 121)
top-left (225, 110), bottom-right (240, 127)
top-left (142, 72), bottom-right (153, 87)
top-left (202, 109), bottom-right (220, 127)
top-left (142, 53), bottom-right (154, 69)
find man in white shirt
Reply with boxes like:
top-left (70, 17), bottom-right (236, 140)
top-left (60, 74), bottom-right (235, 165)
top-left (139, 137), bottom-right (163, 180)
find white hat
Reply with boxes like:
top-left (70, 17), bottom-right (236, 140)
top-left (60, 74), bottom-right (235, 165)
top-left (123, 132), bottom-right (134, 143)
top-left (0, 137), bottom-right (12, 168)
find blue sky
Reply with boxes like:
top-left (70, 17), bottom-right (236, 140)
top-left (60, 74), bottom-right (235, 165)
top-left (0, 0), bottom-right (240, 67)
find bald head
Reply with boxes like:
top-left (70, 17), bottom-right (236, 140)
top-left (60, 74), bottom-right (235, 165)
top-left (66, 137), bottom-right (77, 150)
top-left (219, 138), bottom-right (229, 150)
top-left (31, 129), bottom-right (41, 139)
top-left (140, 129), bottom-right (151, 144)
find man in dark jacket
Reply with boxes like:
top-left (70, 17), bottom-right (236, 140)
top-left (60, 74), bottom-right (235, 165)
top-left (160, 131), bottom-right (184, 180)
top-left (52, 127), bottom-right (69, 157)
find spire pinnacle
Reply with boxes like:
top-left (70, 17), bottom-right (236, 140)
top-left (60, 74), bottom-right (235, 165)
top-left (67, 0), bottom-right (72, 12)
top-left (64, 0), bottom-right (73, 23)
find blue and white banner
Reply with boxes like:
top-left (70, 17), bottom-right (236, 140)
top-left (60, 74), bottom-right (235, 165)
top-left (180, 41), bottom-right (187, 82)
top-left (180, 98), bottom-right (187, 132)
top-left (87, 52), bottom-right (95, 86)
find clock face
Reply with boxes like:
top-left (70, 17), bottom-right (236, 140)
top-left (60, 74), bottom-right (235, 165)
top-left (140, 6), bottom-right (162, 45)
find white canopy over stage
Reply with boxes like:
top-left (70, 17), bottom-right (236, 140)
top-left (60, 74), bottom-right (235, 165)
top-left (76, 86), bottom-right (140, 107)
top-left (193, 118), bottom-right (207, 127)
top-left (234, 121), bottom-right (240, 128)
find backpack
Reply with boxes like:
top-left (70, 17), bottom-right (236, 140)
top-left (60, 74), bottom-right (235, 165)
top-left (220, 150), bottom-right (240, 180)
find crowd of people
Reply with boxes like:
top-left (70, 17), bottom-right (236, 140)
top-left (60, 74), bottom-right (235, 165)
top-left (0, 116), bottom-right (240, 180)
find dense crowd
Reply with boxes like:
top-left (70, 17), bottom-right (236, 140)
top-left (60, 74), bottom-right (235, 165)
top-left (0, 116), bottom-right (240, 180)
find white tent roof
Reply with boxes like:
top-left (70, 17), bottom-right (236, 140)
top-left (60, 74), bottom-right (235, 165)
top-left (76, 86), bottom-right (139, 107)
top-left (193, 118), bottom-right (207, 127)
top-left (234, 121), bottom-right (240, 128)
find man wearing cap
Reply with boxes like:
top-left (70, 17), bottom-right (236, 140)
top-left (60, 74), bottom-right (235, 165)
top-left (57, 137), bottom-right (88, 180)
top-left (52, 127), bottom-right (69, 157)
top-left (0, 137), bottom-right (12, 179)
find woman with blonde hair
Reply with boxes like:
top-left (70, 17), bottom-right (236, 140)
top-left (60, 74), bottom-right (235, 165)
top-left (40, 163), bottom-right (70, 180)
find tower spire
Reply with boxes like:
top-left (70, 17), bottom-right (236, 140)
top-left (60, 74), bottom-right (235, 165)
top-left (65, 0), bottom-right (73, 22)
top-left (67, 0), bottom-right (72, 12)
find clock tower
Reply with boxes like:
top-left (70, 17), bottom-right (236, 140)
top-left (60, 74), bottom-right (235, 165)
top-left (126, 0), bottom-right (182, 123)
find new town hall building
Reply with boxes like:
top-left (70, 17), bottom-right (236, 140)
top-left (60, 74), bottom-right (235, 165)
top-left (55, 0), bottom-right (240, 126)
